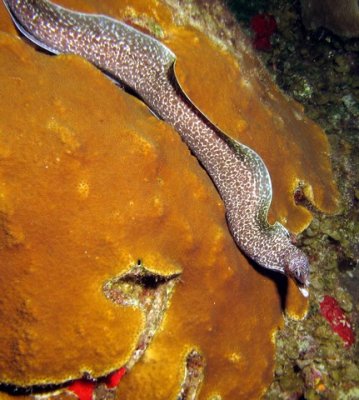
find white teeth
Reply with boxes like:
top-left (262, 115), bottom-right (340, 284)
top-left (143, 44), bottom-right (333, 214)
top-left (299, 286), bottom-right (309, 298)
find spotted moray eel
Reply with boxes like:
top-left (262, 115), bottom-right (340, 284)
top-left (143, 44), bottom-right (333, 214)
top-left (3, 0), bottom-right (310, 296)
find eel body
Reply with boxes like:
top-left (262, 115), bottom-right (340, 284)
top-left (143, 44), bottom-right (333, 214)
top-left (2, 0), bottom-right (310, 295)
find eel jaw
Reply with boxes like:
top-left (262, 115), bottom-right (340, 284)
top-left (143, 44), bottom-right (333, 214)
top-left (298, 283), bottom-right (309, 298)
top-left (284, 247), bottom-right (310, 298)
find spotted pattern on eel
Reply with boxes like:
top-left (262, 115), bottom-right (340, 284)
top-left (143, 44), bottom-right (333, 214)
top-left (2, 0), bottom-right (310, 295)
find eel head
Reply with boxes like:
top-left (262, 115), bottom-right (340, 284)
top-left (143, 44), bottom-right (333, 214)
top-left (285, 246), bottom-right (310, 297)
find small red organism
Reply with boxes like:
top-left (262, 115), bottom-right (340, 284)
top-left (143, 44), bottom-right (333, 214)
top-left (320, 295), bottom-right (355, 348)
top-left (67, 367), bottom-right (127, 399)
top-left (105, 367), bottom-right (127, 388)
top-left (252, 35), bottom-right (271, 51)
top-left (66, 367), bottom-right (126, 400)
top-left (250, 13), bottom-right (277, 51)
top-left (68, 379), bottom-right (96, 400)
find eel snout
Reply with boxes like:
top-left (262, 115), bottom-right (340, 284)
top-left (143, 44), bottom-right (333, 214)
top-left (285, 248), bottom-right (310, 297)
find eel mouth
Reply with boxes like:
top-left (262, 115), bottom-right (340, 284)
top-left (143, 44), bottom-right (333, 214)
top-left (288, 273), bottom-right (310, 298)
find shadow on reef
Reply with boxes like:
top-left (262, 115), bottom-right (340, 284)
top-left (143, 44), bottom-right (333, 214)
top-left (0, 369), bottom-right (120, 397)
top-left (0, 381), bottom-right (68, 397)
top-left (226, 0), bottom-right (269, 22)
top-left (250, 259), bottom-right (288, 312)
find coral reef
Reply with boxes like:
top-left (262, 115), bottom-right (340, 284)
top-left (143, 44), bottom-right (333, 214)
top-left (0, 0), bottom-right (341, 399)
top-left (240, 0), bottom-right (359, 398)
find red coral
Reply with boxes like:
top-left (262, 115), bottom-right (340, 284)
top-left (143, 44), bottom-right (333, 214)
top-left (252, 36), bottom-right (271, 51)
top-left (67, 367), bottom-right (126, 400)
top-left (104, 367), bottom-right (127, 388)
top-left (68, 379), bottom-right (96, 400)
top-left (250, 14), bottom-right (277, 51)
top-left (320, 295), bottom-right (355, 348)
